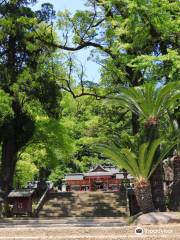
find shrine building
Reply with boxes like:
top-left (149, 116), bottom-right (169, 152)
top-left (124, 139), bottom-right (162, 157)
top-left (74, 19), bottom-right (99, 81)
top-left (65, 165), bottom-right (133, 192)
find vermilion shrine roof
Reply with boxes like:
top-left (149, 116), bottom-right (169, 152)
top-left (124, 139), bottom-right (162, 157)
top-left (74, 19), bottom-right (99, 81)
top-left (65, 165), bottom-right (121, 180)
top-left (89, 165), bottom-right (109, 172)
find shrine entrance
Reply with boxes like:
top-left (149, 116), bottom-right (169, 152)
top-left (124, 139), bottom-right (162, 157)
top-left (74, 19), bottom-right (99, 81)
top-left (94, 181), bottom-right (104, 191)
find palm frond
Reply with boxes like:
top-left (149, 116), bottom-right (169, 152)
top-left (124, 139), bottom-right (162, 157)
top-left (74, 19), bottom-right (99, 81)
top-left (110, 82), bottom-right (179, 122)
top-left (138, 142), bottom-right (148, 175)
top-left (149, 135), bottom-right (180, 178)
top-left (154, 82), bottom-right (178, 116)
top-left (120, 148), bottom-right (140, 176)
top-left (94, 138), bottom-right (163, 180)
top-left (145, 138), bottom-right (162, 177)
top-left (94, 144), bottom-right (137, 177)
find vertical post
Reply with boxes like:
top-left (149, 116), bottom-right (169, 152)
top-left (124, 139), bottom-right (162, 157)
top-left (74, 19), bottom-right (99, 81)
top-left (125, 186), bottom-right (130, 216)
top-left (89, 178), bottom-right (91, 191)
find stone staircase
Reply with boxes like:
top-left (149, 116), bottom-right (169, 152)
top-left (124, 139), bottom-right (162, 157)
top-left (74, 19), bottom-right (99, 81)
top-left (38, 191), bottom-right (127, 218)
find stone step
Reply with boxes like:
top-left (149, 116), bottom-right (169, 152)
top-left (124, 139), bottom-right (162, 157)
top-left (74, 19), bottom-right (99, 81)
top-left (40, 205), bottom-right (127, 209)
top-left (38, 212), bottom-right (126, 217)
top-left (40, 207), bottom-right (127, 212)
top-left (39, 212), bottom-right (126, 217)
top-left (38, 192), bottom-right (127, 217)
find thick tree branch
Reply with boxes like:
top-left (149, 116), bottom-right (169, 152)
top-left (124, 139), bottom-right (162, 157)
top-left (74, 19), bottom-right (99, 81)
top-left (37, 34), bottom-right (115, 57)
top-left (58, 56), bottom-right (117, 100)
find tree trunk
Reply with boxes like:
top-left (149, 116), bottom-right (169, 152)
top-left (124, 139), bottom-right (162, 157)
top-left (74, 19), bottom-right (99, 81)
top-left (134, 180), bottom-right (155, 213)
top-left (0, 101), bottom-right (35, 195)
top-left (0, 131), bottom-right (18, 194)
top-left (150, 164), bottom-right (166, 211)
top-left (132, 112), bottom-right (139, 135)
top-left (169, 155), bottom-right (180, 211)
top-left (145, 124), bottom-right (166, 211)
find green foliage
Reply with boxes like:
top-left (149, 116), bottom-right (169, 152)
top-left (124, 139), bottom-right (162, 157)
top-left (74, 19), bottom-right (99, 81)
top-left (95, 137), bottom-right (179, 181)
top-left (0, 0), bottom-right (179, 191)
top-left (33, 116), bottom-right (75, 168)
top-left (112, 82), bottom-right (180, 123)
top-left (48, 166), bottom-right (66, 183)
top-left (14, 158), bottom-right (38, 188)
top-left (102, 0), bottom-right (180, 81)
top-left (0, 90), bottom-right (13, 127)
top-left (57, 92), bottom-right (132, 173)
top-left (13, 114), bottom-right (76, 186)
top-left (165, 117), bottom-right (180, 156)
top-left (0, 0), bottom-right (65, 191)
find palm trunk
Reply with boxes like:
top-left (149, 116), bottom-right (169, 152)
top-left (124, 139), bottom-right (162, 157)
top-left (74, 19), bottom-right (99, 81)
top-left (169, 155), bottom-right (180, 211)
top-left (145, 123), bottom-right (166, 211)
top-left (134, 180), bottom-right (155, 213)
top-left (132, 112), bottom-right (139, 135)
top-left (150, 164), bottom-right (166, 211)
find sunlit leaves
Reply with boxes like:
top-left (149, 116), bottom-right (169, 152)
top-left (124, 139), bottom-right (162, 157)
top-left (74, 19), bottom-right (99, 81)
top-left (14, 158), bottom-right (38, 187)
top-left (0, 90), bottom-right (13, 126)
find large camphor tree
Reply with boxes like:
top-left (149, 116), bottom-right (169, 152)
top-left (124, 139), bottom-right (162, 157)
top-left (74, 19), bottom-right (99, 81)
top-left (0, 0), bottom-right (62, 194)
top-left (39, 0), bottom-right (179, 134)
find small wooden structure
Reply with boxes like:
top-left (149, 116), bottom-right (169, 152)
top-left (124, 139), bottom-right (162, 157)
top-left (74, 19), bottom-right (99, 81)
top-left (8, 189), bottom-right (34, 215)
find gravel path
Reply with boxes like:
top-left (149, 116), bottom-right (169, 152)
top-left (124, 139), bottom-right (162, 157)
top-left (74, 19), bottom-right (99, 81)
top-left (0, 219), bottom-right (180, 240)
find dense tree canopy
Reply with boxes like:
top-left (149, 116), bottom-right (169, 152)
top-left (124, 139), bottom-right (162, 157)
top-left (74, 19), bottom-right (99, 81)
top-left (0, 0), bottom-right (62, 192)
top-left (0, 0), bottom-right (179, 203)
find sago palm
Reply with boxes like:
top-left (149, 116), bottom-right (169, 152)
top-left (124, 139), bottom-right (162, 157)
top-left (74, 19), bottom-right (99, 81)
top-left (114, 82), bottom-right (180, 130)
top-left (95, 138), bottom-right (178, 213)
top-left (111, 82), bottom-right (180, 210)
